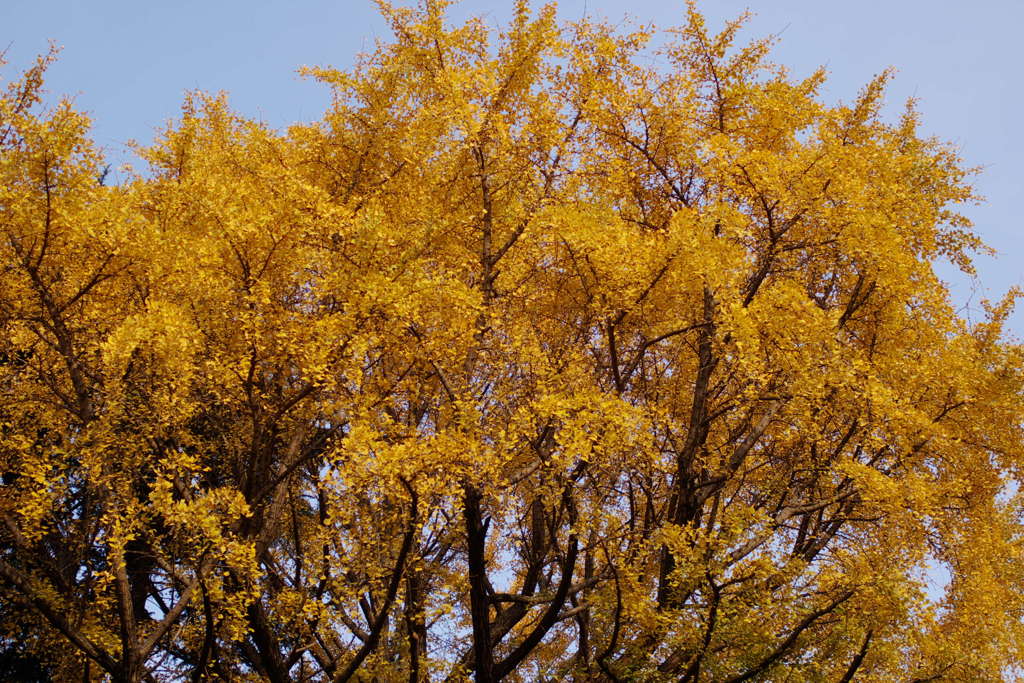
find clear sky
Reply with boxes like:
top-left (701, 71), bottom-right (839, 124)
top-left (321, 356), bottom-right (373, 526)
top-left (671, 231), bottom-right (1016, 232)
top-left (5, 0), bottom-right (1022, 330)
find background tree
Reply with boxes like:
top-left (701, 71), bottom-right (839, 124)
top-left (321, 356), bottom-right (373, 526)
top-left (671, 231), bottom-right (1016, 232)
top-left (2, 2), bottom-right (1024, 681)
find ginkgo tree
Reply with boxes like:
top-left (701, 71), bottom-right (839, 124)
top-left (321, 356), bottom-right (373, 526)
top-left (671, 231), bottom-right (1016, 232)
top-left (2, 1), bottom-right (1024, 681)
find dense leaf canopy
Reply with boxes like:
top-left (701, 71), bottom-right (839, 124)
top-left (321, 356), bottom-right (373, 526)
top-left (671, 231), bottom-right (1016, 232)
top-left (2, 2), bottom-right (1024, 680)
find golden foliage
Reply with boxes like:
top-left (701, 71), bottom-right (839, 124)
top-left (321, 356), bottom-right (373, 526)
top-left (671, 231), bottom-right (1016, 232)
top-left (1, 3), bottom-right (1023, 681)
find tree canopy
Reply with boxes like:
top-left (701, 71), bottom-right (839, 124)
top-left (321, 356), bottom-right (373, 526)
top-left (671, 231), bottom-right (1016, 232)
top-left (2, 1), bottom-right (1024, 680)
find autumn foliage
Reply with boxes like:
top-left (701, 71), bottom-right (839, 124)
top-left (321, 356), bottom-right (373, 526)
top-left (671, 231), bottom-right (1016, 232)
top-left (2, 2), bottom-right (1024, 680)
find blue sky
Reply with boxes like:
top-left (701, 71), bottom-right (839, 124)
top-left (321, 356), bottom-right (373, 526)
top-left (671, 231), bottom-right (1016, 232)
top-left (5, 0), bottom-right (1022, 329)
